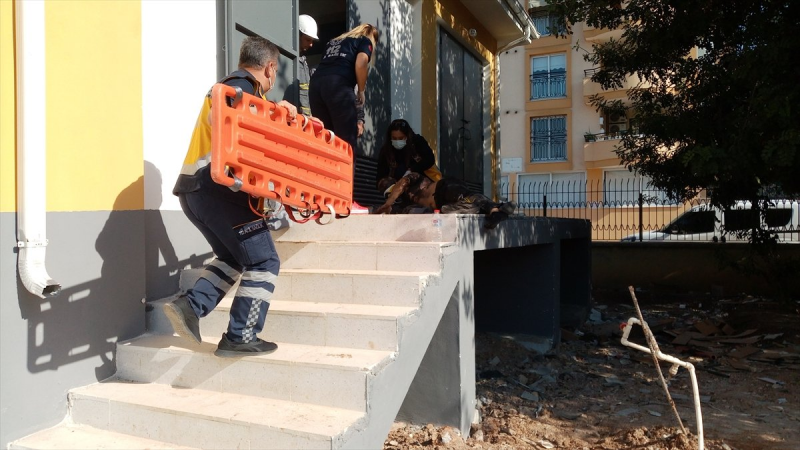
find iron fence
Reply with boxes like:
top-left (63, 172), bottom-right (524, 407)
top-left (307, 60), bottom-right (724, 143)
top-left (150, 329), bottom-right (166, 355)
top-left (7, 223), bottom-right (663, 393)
top-left (499, 180), bottom-right (800, 242)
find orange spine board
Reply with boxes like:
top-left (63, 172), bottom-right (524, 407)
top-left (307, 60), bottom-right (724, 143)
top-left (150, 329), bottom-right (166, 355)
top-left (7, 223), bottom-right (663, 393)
top-left (210, 83), bottom-right (354, 215)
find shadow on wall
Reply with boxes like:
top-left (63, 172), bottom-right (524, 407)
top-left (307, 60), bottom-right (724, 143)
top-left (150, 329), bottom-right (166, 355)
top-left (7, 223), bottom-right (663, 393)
top-left (18, 167), bottom-right (209, 379)
top-left (17, 175), bottom-right (146, 379)
top-left (349, 1), bottom-right (392, 159)
top-left (143, 161), bottom-right (212, 299)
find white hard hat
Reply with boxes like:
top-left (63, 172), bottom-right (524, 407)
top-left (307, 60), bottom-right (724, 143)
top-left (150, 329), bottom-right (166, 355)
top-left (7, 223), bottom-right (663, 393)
top-left (299, 15), bottom-right (319, 40)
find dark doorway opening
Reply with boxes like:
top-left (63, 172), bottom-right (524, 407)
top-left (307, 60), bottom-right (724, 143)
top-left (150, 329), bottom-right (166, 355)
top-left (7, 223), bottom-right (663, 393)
top-left (439, 29), bottom-right (485, 194)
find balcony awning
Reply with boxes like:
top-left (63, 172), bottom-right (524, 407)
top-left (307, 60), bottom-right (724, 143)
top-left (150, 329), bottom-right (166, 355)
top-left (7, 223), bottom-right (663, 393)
top-left (460, 0), bottom-right (540, 49)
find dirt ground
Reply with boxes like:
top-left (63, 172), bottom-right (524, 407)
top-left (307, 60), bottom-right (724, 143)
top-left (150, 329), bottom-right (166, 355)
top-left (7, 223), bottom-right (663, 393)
top-left (384, 289), bottom-right (800, 450)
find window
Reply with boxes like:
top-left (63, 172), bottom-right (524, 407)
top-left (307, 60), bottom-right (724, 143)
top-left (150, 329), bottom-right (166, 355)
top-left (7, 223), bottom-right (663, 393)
top-left (530, 54), bottom-right (566, 100)
top-left (765, 208), bottom-right (793, 229)
top-left (530, 115), bottom-right (567, 162)
top-left (603, 170), bottom-right (675, 206)
top-left (724, 209), bottom-right (758, 232)
top-left (665, 210), bottom-right (716, 234)
top-left (529, 10), bottom-right (563, 37)
top-left (517, 172), bottom-right (585, 209)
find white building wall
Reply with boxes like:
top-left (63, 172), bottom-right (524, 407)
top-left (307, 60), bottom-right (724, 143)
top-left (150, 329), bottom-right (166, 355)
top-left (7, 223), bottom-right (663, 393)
top-left (142, 1), bottom-right (217, 211)
top-left (568, 24), bottom-right (596, 172)
top-left (390, 0), bottom-right (420, 130)
top-left (498, 47), bottom-right (526, 175)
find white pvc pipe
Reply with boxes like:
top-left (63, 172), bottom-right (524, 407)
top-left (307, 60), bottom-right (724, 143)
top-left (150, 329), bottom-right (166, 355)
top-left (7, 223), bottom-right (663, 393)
top-left (621, 318), bottom-right (704, 450)
top-left (16, 0), bottom-right (60, 298)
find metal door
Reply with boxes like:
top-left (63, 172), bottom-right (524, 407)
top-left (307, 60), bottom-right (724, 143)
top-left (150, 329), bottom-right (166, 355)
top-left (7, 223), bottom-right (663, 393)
top-left (219, 0), bottom-right (298, 104)
top-left (439, 29), bottom-right (484, 192)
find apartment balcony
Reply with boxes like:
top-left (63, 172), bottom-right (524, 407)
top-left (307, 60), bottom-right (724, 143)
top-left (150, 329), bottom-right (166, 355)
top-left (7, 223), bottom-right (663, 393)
top-left (583, 68), bottom-right (648, 105)
top-left (583, 133), bottom-right (622, 167)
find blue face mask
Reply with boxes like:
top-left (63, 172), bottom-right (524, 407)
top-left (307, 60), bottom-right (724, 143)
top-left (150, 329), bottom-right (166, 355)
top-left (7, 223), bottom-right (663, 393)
top-left (391, 139), bottom-right (407, 150)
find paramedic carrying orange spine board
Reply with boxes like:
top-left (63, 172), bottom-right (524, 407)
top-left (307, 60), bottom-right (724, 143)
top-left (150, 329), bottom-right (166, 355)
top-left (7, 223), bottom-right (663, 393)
top-left (209, 83), bottom-right (356, 216)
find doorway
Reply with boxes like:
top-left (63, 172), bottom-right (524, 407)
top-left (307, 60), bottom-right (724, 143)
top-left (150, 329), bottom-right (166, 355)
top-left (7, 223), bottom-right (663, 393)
top-left (439, 29), bottom-right (484, 193)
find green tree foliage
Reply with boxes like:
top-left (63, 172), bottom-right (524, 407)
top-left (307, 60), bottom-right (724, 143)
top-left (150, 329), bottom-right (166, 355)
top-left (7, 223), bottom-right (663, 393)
top-left (550, 0), bottom-right (800, 209)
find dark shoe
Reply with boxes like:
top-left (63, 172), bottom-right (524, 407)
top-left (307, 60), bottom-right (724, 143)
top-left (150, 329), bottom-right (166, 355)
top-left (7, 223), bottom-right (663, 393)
top-left (163, 295), bottom-right (201, 344)
top-left (499, 201), bottom-right (517, 216)
top-left (214, 333), bottom-right (278, 358)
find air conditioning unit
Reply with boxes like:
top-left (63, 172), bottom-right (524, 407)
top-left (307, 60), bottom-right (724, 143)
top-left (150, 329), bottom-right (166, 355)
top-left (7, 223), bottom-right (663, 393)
top-left (609, 112), bottom-right (625, 123)
top-left (609, 123), bottom-right (627, 134)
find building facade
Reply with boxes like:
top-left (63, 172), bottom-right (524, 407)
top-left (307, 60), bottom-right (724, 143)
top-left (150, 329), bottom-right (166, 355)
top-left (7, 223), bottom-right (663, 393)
top-left (0, 0), bottom-right (533, 446)
top-left (499, 14), bottom-right (641, 203)
top-left (498, 4), bottom-right (684, 239)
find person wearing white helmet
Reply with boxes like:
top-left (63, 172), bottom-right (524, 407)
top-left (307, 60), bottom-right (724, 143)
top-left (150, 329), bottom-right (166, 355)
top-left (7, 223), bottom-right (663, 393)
top-left (297, 14), bottom-right (318, 116)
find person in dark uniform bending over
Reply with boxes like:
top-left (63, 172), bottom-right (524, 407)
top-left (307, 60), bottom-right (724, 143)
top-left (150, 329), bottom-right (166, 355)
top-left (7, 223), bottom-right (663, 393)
top-left (309, 23), bottom-right (379, 213)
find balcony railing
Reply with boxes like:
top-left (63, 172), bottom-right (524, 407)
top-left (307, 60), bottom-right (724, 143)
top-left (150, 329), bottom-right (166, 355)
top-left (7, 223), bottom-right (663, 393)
top-left (530, 71), bottom-right (567, 100)
top-left (531, 140), bottom-right (567, 161)
top-left (584, 131), bottom-right (637, 142)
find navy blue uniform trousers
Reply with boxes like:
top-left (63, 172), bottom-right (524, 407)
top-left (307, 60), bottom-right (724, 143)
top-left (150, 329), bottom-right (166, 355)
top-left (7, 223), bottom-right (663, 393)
top-left (309, 74), bottom-right (359, 153)
top-left (179, 191), bottom-right (280, 343)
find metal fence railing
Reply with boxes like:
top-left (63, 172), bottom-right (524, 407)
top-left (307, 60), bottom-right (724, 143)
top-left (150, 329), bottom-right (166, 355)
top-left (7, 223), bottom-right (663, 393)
top-left (499, 180), bottom-right (800, 242)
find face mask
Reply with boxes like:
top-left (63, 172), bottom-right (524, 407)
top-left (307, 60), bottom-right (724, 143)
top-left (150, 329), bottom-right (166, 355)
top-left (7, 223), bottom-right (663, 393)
top-left (391, 139), bottom-right (407, 150)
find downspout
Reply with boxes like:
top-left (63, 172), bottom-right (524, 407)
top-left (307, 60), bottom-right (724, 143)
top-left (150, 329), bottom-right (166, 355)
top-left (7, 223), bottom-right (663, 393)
top-left (498, 23), bottom-right (535, 53)
top-left (499, 0), bottom-right (540, 53)
top-left (16, 0), bottom-right (61, 298)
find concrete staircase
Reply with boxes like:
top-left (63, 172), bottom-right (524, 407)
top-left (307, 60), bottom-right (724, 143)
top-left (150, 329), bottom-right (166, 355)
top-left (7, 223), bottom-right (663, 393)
top-left (10, 215), bottom-right (463, 450)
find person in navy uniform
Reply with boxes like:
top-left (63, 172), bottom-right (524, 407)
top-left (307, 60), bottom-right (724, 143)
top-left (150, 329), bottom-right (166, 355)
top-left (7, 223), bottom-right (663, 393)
top-left (309, 24), bottom-right (378, 213)
top-left (166, 36), bottom-right (297, 357)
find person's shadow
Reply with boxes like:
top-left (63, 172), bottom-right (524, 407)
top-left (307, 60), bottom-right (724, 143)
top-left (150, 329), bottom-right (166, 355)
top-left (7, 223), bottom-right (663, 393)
top-left (142, 161), bottom-right (181, 299)
top-left (22, 162), bottom-right (209, 380)
top-left (23, 172), bottom-right (148, 379)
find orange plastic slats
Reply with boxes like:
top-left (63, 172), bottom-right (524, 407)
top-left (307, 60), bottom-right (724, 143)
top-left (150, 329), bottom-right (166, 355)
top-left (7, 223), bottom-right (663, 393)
top-left (210, 83), bottom-right (353, 215)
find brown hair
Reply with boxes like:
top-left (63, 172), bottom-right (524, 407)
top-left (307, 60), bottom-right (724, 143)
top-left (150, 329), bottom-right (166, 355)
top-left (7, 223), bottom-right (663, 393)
top-left (334, 24), bottom-right (379, 63)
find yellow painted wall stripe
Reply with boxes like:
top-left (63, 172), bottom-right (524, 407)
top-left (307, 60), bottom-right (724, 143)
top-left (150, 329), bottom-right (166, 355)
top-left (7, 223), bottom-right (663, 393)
top-left (0, 0), bottom-right (16, 213)
top-left (45, 1), bottom-right (143, 211)
top-left (422, 0), bottom-right (499, 193)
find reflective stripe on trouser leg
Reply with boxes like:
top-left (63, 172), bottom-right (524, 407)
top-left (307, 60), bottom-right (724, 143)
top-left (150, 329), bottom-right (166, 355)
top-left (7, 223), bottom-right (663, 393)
top-left (188, 258), bottom-right (243, 317)
top-left (229, 267), bottom-right (277, 343)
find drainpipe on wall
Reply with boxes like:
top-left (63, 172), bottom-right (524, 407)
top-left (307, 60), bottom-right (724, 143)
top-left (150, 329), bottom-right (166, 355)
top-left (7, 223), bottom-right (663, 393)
top-left (16, 0), bottom-right (61, 298)
top-left (499, 0), bottom-right (540, 53)
top-left (498, 23), bottom-right (536, 53)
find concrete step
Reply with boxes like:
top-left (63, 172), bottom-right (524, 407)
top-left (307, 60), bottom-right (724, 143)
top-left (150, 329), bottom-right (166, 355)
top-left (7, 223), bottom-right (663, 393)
top-left (278, 268), bottom-right (432, 306)
top-left (115, 334), bottom-right (393, 411)
top-left (200, 300), bottom-right (416, 351)
top-left (272, 214), bottom-right (458, 243)
top-left (9, 424), bottom-right (193, 449)
top-left (67, 380), bottom-right (364, 449)
top-left (177, 268), bottom-right (431, 307)
top-left (277, 240), bottom-right (445, 272)
top-left (149, 296), bottom-right (418, 351)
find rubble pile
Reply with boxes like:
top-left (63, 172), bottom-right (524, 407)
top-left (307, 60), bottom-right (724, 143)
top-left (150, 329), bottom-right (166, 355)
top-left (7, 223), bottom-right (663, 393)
top-left (385, 293), bottom-right (800, 450)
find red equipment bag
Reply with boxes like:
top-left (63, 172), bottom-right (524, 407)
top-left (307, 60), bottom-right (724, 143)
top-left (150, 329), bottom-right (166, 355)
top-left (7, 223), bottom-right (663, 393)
top-left (209, 83), bottom-right (355, 219)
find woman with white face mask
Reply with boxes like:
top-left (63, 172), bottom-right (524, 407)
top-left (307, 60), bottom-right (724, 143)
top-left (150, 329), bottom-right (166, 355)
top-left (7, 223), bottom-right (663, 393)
top-left (377, 119), bottom-right (441, 183)
top-left (375, 119), bottom-right (442, 213)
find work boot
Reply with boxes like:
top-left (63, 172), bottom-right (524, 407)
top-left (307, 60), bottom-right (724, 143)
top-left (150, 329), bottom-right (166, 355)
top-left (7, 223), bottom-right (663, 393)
top-left (163, 295), bottom-right (201, 344)
top-left (214, 333), bottom-right (278, 358)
